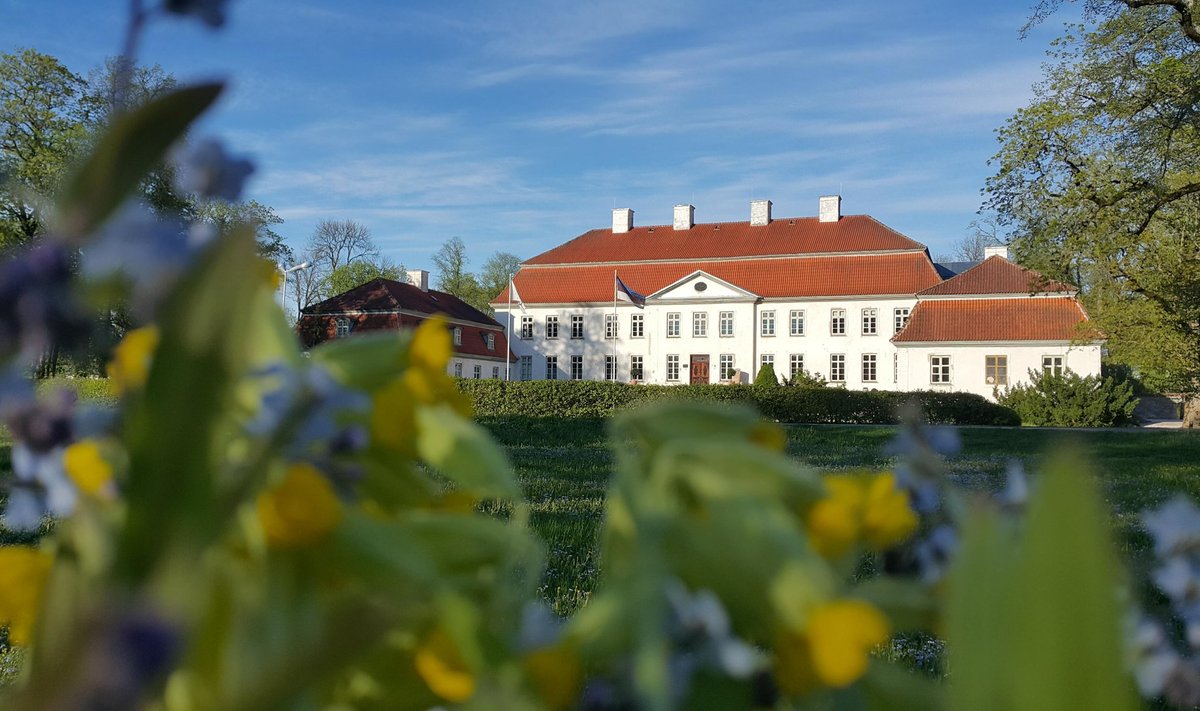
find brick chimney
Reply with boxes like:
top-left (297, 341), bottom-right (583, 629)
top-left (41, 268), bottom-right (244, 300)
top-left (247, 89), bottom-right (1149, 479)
top-left (612, 208), bottom-right (634, 233)
top-left (673, 204), bottom-right (695, 231)
top-left (819, 195), bottom-right (841, 223)
top-left (750, 199), bottom-right (772, 226)
top-left (407, 269), bottom-right (429, 291)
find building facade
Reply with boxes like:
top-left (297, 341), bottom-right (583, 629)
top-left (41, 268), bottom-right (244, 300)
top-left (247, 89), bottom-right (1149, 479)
top-left (493, 197), bottom-right (1101, 399)
top-left (299, 270), bottom-right (514, 379)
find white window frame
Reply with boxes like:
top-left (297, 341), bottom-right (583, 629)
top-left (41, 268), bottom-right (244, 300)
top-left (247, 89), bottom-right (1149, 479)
top-left (986, 355), bottom-right (1008, 385)
top-left (453, 362), bottom-right (462, 378)
top-left (486, 333), bottom-right (495, 351)
top-left (931, 355), bottom-right (952, 384)
top-left (631, 313), bottom-right (644, 338)
top-left (519, 355), bottom-right (532, 381)
top-left (1042, 355), bottom-right (1064, 376)
top-left (830, 354), bottom-right (846, 382)
top-left (546, 356), bottom-right (558, 380)
top-left (453, 327), bottom-right (463, 346)
top-left (605, 313), bottom-right (618, 340)
top-left (667, 313), bottom-right (681, 338)
top-left (545, 316), bottom-right (559, 340)
top-left (894, 307), bottom-right (911, 334)
top-left (492, 366), bottom-right (499, 379)
top-left (570, 355), bottom-right (583, 380)
top-left (570, 314), bottom-right (584, 340)
top-left (666, 354), bottom-right (680, 382)
top-left (472, 364), bottom-right (481, 379)
top-left (693, 312), bottom-right (708, 337)
top-left (831, 309), bottom-right (846, 336)
top-left (630, 355), bottom-right (644, 381)
top-left (761, 310), bottom-right (776, 337)
top-left (520, 315), bottom-right (534, 339)
top-left (719, 354), bottom-right (735, 382)
top-left (789, 354), bottom-right (804, 379)
top-left (862, 353), bottom-right (877, 383)
top-left (790, 310), bottom-right (805, 336)
top-left (335, 318), bottom-right (351, 338)
top-left (604, 355), bottom-right (615, 381)
top-left (719, 311), bottom-right (734, 337)
top-left (862, 308), bottom-right (877, 336)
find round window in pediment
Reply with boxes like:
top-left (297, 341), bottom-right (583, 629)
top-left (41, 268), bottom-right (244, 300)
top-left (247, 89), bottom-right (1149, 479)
top-left (694, 282), bottom-right (708, 292)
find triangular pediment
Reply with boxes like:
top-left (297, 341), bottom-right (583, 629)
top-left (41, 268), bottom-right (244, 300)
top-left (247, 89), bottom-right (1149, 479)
top-left (648, 270), bottom-right (758, 301)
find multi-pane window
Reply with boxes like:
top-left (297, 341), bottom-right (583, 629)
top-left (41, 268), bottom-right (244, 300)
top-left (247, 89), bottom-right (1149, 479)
top-left (790, 310), bottom-right (805, 336)
top-left (520, 316), bottom-right (533, 339)
top-left (519, 355), bottom-right (532, 381)
top-left (570, 315), bottom-right (584, 339)
top-left (862, 354), bottom-right (877, 382)
top-left (761, 353), bottom-right (775, 370)
top-left (830, 354), bottom-right (846, 382)
top-left (486, 333), bottom-right (495, 351)
top-left (893, 353), bottom-right (899, 383)
top-left (894, 308), bottom-right (911, 334)
top-left (472, 364), bottom-right (481, 379)
top-left (453, 327), bottom-right (462, 346)
top-left (986, 355), bottom-right (1008, 385)
top-left (719, 311), bottom-right (734, 337)
top-left (545, 316), bottom-right (559, 339)
top-left (453, 362), bottom-right (463, 378)
top-left (831, 309), bottom-right (846, 335)
top-left (604, 355), bottom-right (616, 381)
top-left (666, 355), bottom-right (681, 381)
top-left (1042, 355), bottom-right (1064, 375)
top-left (546, 356), bottom-right (558, 380)
top-left (631, 313), bottom-right (644, 338)
top-left (630, 355), bottom-right (644, 381)
top-left (761, 310), bottom-right (776, 337)
top-left (862, 308), bottom-right (877, 335)
top-left (789, 354), bottom-right (805, 379)
top-left (693, 312), bottom-right (708, 337)
top-left (570, 355), bottom-right (583, 380)
top-left (335, 318), bottom-right (351, 338)
top-left (720, 354), bottom-right (735, 382)
top-left (605, 314), bottom-right (618, 340)
top-left (492, 366), bottom-right (499, 379)
top-left (667, 313), bottom-right (681, 338)
top-left (931, 355), bottom-right (952, 384)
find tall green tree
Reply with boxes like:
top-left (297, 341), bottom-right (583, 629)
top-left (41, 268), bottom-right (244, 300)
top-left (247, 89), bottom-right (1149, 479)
top-left (986, 6), bottom-right (1200, 425)
top-left (194, 199), bottom-right (292, 264)
top-left (0, 48), bottom-right (87, 247)
top-left (432, 236), bottom-right (488, 312)
top-left (478, 251), bottom-right (521, 304)
top-left (326, 259), bottom-right (406, 295)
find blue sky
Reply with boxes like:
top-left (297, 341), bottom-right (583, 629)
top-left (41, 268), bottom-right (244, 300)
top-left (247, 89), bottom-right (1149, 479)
top-left (2, 1), bottom-right (1076, 272)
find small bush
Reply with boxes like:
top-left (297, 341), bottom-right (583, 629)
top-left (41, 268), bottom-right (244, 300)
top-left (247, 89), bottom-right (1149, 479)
top-left (754, 363), bottom-right (779, 387)
top-left (783, 369), bottom-right (828, 388)
top-left (996, 369), bottom-right (1138, 427)
top-left (34, 377), bottom-right (118, 406)
top-left (457, 379), bottom-right (1020, 426)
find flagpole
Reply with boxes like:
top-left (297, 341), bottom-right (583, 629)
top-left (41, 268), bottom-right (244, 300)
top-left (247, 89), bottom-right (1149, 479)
top-left (612, 270), bottom-right (619, 382)
top-left (506, 278), bottom-right (512, 382)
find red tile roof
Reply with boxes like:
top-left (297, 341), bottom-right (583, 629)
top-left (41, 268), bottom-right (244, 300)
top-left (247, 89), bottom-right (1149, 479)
top-left (918, 256), bottom-right (1075, 296)
top-left (302, 278), bottom-right (501, 327)
top-left (493, 252), bottom-right (943, 304)
top-left (892, 298), bottom-right (1096, 343)
top-left (523, 215), bottom-right (926, 265)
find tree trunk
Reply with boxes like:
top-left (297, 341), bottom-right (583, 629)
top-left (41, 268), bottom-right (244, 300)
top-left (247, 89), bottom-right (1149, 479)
top-left (1184, 395), bottom-right (1200, 429)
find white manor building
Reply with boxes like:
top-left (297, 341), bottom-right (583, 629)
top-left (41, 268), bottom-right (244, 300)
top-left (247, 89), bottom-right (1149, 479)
top-left (493, 196), bottom-right (1101, 400)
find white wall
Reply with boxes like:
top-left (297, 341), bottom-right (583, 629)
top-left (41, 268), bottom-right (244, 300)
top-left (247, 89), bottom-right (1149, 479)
top-left (895, 342), bottom-right (1103, 399)
top-left (448, 356), bottom-right (508, 380)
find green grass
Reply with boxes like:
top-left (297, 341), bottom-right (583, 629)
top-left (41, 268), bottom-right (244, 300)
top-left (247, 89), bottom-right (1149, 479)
top-left (481, 417), bottom-right (1200, 616)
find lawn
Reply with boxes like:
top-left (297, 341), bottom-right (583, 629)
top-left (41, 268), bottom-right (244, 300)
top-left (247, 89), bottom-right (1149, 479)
top-left (481, 416), bottom-right (1200, 616)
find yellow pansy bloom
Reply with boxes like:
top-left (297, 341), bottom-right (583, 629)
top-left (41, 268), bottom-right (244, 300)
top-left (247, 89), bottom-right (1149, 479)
top-left (773, 599), bottom-right (891, 695)
top-left (524, 644), bottom-right (582, 711)
top-left (410, 316), bottom-right (453, 373)
top-left (371, 377), bottom-right (417, 456)
top-left (62, 439), bottom-right (114, 497)
top-left (861, 473), bottom-right (918, 549)
top-left (0, 547), bottom-right (52, 646)
top-left (256, 463), bottom-right (343, 548)
top-left (107, 326), bottom-right (159, 394)
top-left (414, 627), bottom-right (475, 702)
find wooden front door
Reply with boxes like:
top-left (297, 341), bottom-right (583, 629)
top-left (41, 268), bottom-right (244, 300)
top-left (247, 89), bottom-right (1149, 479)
top-left (690, 355), bottom-right (710, 384)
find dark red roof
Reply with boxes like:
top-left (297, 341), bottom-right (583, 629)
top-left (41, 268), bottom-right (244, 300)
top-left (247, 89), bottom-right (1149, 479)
top-left (892, 298), bottom-right (1096, 343)
top-left (918, 256), bottom-right (1075, 296)
top-left (302, 278), bottom-right (501, 327)
top-left (523, 215), bottom-right (926, 266)
top-left (493, 252), bottom-right (943, 305)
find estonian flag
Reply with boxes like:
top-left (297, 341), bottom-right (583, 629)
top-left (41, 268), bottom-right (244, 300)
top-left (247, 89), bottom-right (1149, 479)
top-left (615, 275), bottom-right (646, 308)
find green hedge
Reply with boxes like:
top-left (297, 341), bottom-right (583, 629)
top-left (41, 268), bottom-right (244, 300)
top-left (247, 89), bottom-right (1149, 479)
top-left (34, 377), bottom-right (118, 406)
top-left (457, 380), bottom-right (1020, 426)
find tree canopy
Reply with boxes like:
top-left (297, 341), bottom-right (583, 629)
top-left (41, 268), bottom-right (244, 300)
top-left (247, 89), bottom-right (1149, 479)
top-left (987, 5), bottom-right (1200, 422)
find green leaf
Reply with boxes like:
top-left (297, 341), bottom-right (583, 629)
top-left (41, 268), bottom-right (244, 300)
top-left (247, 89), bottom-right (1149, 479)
top-left (57, 82), bottom-right (223, 240)
top-left (415, 404), bottom-right (520, 500)
top-left (310, 330), bottom-right (412, 392)
top-left (853, 577), bottom-right (939, 633)
top-left (860, 661), bottom-right (945, 711)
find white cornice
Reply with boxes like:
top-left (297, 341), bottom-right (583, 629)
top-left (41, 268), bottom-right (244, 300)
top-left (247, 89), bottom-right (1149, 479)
top-left (520, 248), bottom-right (928, 269)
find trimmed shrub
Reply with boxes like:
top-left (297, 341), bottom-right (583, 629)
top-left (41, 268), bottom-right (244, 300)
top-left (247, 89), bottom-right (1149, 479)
top-left (754, 363), bottom-right (779, 387)
top-left (35, 377), bottom-right (118, 406)
top-left (996, 369), bottom-right (1138, 427)
top-left (782, 369), bottom-right (828, 388)
top-left (457, 379), bottom-right (1020, 426)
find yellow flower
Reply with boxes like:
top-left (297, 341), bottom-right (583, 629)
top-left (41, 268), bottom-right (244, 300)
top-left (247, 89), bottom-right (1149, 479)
top-left (371, 377), bottom-right (418, 456)
top-left (414, 627), bottom-right (475, 702)
top-left (62, 439), bottom-right (115, 497)
top-left (256, 463), bottom-right (343, 548)
top-left (805, 473), bottom-right (917, 559)
top-left (410, 316), bottom-right (453, 373)
top-left (0, 547), bottom-right (52, 646)
top-left (524, 644), bottom-right (582, 711)
top-left (773, 599), bottom-right (891, 695)
top-left (749, 421), bottom-right (787, 452)
top-left (861, 473), bottom-right (918, 549)
top-left (107, 326), bottom-right (159, 394)
top-left (806, 478), bottom-right (865, 559)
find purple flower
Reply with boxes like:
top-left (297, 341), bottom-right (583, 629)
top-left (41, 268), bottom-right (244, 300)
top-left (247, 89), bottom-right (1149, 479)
top-left (81, 206), bottom-right (194, 317)
top-left (0, 242), bottom-right (90, 363)
top-left (174, 138), bottom-right (254, 201)
top-left (1144, 497), bottom-right (1200, 558)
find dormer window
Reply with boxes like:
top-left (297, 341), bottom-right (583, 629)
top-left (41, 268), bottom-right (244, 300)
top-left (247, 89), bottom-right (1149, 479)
top-left (335, 318), bottom-right (351, 338)
top-left (453, 327), bottom-right (462, 346)
top-left (486, 333), bottom-right (495, 350)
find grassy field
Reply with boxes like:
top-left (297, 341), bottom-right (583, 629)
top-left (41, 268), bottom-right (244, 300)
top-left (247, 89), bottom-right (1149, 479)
top-left (481, 417), bottom-right (1200, 615)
